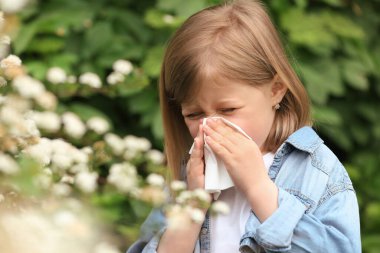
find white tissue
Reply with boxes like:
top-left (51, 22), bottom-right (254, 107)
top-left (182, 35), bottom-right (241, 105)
top-left (189, 117), bottom-right (252, 200)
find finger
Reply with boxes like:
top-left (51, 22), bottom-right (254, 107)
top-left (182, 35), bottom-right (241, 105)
top-left (205, 135), bottom-right (231, 160)
top-left (192, 124), bottom-right (204, 158)
top-left (206, 118), bottom-right (242, 145)
top-left (203, 124), bottom-right (234, 153)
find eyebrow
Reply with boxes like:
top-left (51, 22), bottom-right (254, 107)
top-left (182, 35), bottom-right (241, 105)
top-left (181, 99), bottom-right (242, 110)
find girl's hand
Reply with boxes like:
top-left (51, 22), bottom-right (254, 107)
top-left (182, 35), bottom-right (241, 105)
top-left (203, 118), bottom-right (278, 221)
top-left (186, 124), bottom-right (205, 191)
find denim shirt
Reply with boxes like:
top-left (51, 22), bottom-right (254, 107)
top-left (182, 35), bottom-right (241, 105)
top-left (127, 126), bottom-right (361, 253)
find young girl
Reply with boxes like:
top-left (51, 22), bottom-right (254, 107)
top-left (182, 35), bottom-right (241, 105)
top-left (128, 0), bottom-right (361, 252)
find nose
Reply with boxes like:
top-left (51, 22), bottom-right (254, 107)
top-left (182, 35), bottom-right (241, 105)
top-left (200, 113), bottom-right (220, 124)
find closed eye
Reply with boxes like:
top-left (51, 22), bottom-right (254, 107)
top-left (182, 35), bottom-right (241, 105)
top-left (220, 108), bottom-right (237, 113)
top-left (184, 112), bottom-right (203, 119)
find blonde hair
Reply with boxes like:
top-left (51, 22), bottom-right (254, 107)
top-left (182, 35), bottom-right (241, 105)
top-left (159, 0), bottom-right (311, 179)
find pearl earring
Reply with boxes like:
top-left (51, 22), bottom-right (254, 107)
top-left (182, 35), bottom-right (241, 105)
top-left (274, 103), bottom-right (280, 110)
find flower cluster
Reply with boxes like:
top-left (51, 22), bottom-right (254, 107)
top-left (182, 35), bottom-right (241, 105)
top-left (45, 59), bottom-right (134, 88)
top-left (0, 198), bottom-right (121, 253)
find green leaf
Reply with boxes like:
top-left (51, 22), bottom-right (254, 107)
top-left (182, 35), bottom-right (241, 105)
top-left (69, 102), bottom-right (113, 127)
top-left (83, 22), bottom-right (114, 58)
top-left (47, 53), bottom-right (79, 72)
top-left (116, 73), bottom-right (150, 96)
top-left (142, 46), bottom-right (165, 77)
top-left (26, 37), bottom-right (65, 53)
top-left (341, 60), bottom-right (369, 91)
top-left (365, 202), bottom-right (380, 224)
top-left (152, 108), bottom-right (163, 140)
top-left (13, 22), bottom-right (38, 54)
top-left (322, 11), bottom-right (364, 40)
top-left (280, 9), bottom-right (338, 55)
top-left (25, 61), bottom-right (49, 80)
top-left (144, 9), bottom-right (184, 29)
top-left (362, 234), bottom-right (380, 253)
top-left (33, 8), bottom-right (94, 34)
top-left (321, 0), bottom-right (345, 7)
top-left (312, 106), bottom-right (342, 126)
top-left (157, 0), bottom-right (207, 17)
top-left (301, 59), bottom-right (344, 104)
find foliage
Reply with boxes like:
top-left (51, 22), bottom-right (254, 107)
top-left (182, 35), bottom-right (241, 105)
top-left (1, 0), bottom-right (379, 252)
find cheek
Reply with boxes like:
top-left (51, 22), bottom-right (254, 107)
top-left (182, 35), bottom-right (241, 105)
top-left (184, 120), bottom-right (199, 138)
top-left (230, 117), bottom-right (274, 148)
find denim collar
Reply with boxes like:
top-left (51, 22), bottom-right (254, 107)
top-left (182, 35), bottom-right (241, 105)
top-left (284, 126), bottom-right (323, 154)
top-left (268, 126), bottom-right (323, 181)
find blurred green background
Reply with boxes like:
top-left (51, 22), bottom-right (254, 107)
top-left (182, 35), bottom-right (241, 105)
top-left (4, 0), bottom-right (380, 251)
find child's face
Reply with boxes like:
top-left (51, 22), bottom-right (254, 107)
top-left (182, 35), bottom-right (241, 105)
top-left (181, 76), bottom-right (278, 150)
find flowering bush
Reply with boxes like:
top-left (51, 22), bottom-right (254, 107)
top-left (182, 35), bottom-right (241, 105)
top-left (0, 7), bottom-right (229, 252)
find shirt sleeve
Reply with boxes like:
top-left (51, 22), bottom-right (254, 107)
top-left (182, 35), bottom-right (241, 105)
top-left (126, 208), bottom-right (167, 253)
top-left (240, 187), bottom-right (361, 253)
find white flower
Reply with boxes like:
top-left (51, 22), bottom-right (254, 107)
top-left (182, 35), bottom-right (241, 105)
top-left (108, 162), bottom-right (138, 193)
top-left (176, 190), bottom-right (192, 204)
top-left (166, 204), bottom-right (191, 230)
top-left (0, 153), bottom-right (19, 174)
top-left (36, 91), bottom-right (57, 110)
top-left (52, 183), bottom-right (72, 196)
top-left (87, 117), bottom-right (110, 135)
top-left (170, 180), bottom-right (186, 191)
top-left (53, 210), bottom-right (77, 227)
top-left (123, 149), bottom-right (138, 160)
top-left (112, 59), bottom-right (133, 75)
top-left (75, 171), bottom-right (98, 193)
top-left (35, 172), bottom-right (52, 189)
top-left (0, 54), bottom-right (21, 69)
top-left (193, 188), bottom-right (211, 203)
top-left (12, 75), bottom-right (45, 99)
top-left (163, 14), bottom-right (175, 24)
top-left (69, 163), bottom-right (89, 174)
top-left (94, 242), bottom-right (121, 253)
top-left (62, 112), bottom-right (86, 139)
top-left (0, 105), bottom-right (20, 125)
top-left (124, 135), bottom-right (151, 152)
top-left (81, 146), bottom-right (93, 155)
top-left (146, 149), bottom-right (164, 164)
top-left (71, 149), bottom-right (89, 164)
top-left (4, 94), bottom-right (31, 112)
top-left (106, 71), bottom-right (124, 85)
top-left (79, 72), bottom-right (102, 88)
top-left (146, 173), bottom-right (165, 187)
top-left (139, 186), bottom-right (166, 206)
top-left (104, 133), bottom-right (125, 155)
top-left (52, 153), bottom-right (73, 170)
top-left (24, 138), bottom-right (52, 165)
top-left (0, 105), bottom-right (31, 137)
top-left (189, 207), bottom-right (205, 224)
top-left (211, 201), bottom-right (230, 215)
top-left (46, 67), bottom-right (67, 84)
top-left (0, 35), bottom-right (11, 44)
top-left (24, 118), bottom-right (40, 137)
top-left (60, 174), bottom-right (75, 184)
top-left (29, 111), bottom-right (61, 132)
top-left (0, 0), bottom-right (29, 13)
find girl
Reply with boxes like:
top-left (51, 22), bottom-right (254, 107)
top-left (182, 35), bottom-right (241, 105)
top-left (128, 0), bottom-right (361, 252)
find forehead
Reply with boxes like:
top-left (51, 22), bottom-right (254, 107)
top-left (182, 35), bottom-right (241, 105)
top-left (181, 75), bottom-right (255, 108)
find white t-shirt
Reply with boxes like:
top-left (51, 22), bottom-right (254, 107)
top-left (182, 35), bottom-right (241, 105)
top-left (210, 153), bottom-right (275, 253)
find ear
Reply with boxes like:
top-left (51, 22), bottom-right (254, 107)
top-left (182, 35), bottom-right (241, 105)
top-left (270, 74), bottom-right (287, 106)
